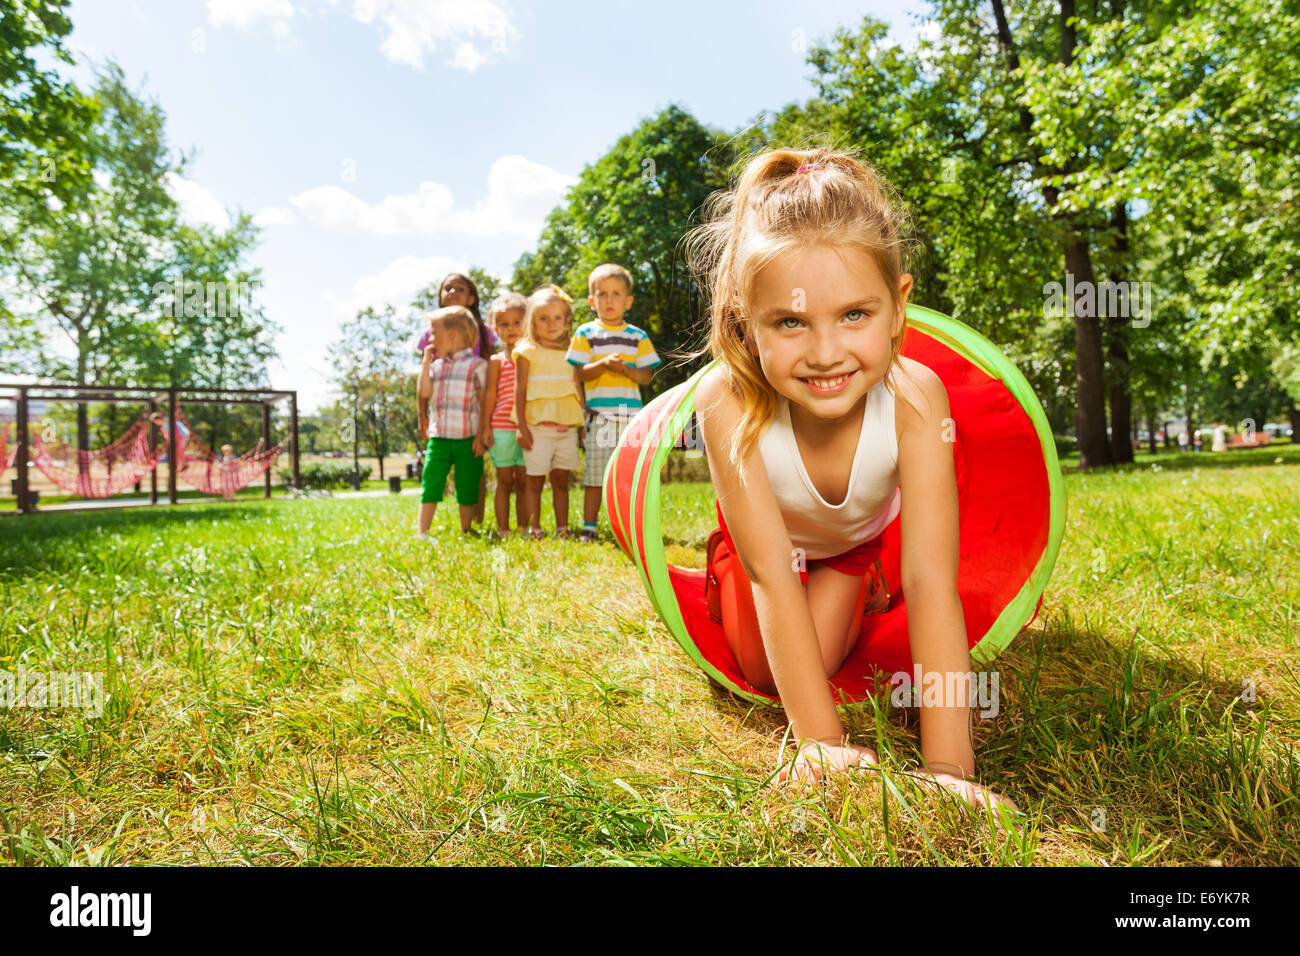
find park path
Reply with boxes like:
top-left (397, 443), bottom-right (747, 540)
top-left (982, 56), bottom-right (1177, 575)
top-left (11, 484), bottom-right (423, 515)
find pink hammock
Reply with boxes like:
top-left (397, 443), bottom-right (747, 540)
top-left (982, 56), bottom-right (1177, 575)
top-left (174, 410), bottom-right (282, 497)
top-left (31, 412), bottom-right (168, 497)
top-left (1, 423), bottom-right (14, 472)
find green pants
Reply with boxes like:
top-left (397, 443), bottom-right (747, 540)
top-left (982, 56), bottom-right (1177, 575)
top-left (421, 437), bottom-right (483, 505)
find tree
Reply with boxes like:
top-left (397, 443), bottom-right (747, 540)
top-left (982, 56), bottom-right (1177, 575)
top-left (6, 63), bottom-right (178, 461)
top-left (512, 105), bottom-right (735, 392)
top-left (326, 305), bottom-right (419, 480)
top-left (0, 0), bottom-right (96, 203)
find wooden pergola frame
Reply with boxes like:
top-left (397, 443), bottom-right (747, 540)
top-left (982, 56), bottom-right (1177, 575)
top-left (0, 383), bottom-right (301, 514)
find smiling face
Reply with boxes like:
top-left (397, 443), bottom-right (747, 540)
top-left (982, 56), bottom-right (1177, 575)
top-left (531, 298), bottom-right (571, 349)
top-left (747, 243), bottom-right (911, 427)
top-left (588, 276), bottom-right (633, 325)
top-left (491, 306), bottom-right (526, 349)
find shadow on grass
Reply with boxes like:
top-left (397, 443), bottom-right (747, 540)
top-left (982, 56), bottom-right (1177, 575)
top-left (967, 616), bottom-right (1297, 863)
top-left (692, 608), bottom-right (1299, 863)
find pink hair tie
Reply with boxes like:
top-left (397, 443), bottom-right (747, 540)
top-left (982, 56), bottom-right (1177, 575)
top-left (796, 163), bottom-right (824, 173)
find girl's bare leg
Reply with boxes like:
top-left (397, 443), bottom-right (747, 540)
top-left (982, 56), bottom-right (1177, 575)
top-left (548, 467), bottom-right (569, 532)
top-left (525, 474), bottom-right (546, 531)
top-left (803, 564), bottom-right (868, 678)
top-left (495, 465), bottom-right (517, 532)
top-left (417, 502), bottom-right (438, 535)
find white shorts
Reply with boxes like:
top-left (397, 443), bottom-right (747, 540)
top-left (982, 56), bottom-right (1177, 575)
top-left (523, 423), bottom-right (580, 477)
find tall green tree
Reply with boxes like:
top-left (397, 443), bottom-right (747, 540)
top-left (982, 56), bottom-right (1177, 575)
top-left (0, 0), bottom-right (96, 201)
top-left (6, 63), bottom-right (177, 454)
top-left (326, 305), bottom-right (419, 479)
top-left (513, 105), bottom-right (735, 391)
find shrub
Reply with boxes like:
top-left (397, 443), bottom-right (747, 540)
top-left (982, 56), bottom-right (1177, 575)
top-left (281, 461), bottom-right (372, 489)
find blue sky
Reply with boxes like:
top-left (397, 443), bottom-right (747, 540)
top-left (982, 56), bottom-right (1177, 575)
top-left (63, 0), bottom-right (930, 411)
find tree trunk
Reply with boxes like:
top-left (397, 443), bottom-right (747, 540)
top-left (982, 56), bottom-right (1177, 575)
top-left (1146, 411), bottom-right (1157, 456)
top-left (1106, 202), bottom-right (1134, 463)
top-left (1068, 240), bottom-right (1113, 468)
top-left (992, 0), bottom-right (1111, 468)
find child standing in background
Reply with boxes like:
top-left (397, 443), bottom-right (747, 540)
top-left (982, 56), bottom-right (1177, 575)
top-left (568, 263), bottom-right (661, 542)
top-left (218, 443), bottom-right (239, 501)
top-left (415, 272), bottom-right (498, 525)
top-left (478, 292), bottom-right (528, 538)
top-left (416, 306), bottom-right (487, 538)
top-left (513, 284), bottom-right (584, 539)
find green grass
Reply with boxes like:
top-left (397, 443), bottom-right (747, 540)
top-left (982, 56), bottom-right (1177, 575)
top-left (1, 451), bottom-right (1297, 865)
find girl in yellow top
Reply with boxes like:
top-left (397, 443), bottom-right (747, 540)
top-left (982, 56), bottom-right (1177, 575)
top-left (513, 284), bottom-right (584, 539)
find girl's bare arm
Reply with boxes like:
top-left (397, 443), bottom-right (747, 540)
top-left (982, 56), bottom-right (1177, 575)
top-left (514, 356), bottom-right (532, 448)
top-left (480, 356), bottom-right (501, 444)
top-left (694, 367), bottom-right (843, 744)
top-left (894, 358), bottom-right (976, 778)
top-left (417, 349), bottom-right (434, 438)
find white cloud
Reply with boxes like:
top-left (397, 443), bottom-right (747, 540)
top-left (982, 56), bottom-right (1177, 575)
top-left (253, 206), bottom-right (296, 227)
top-left (462, 155), bottom-right (576, 238)
top-left (165, 173), bottom-right (231, 231)
top-left (449, 41), bottom-right (487, 72)
top-left (350, 0), bottom-right (517, 70)
top-left (289, 181), bottom-right (455, 235)
top-left (323, 254), bottom-right (466, 320)
top-left (207, 1), bottom-right (517, 70)
top-left (207, 0), bottom-right (295, 29)
top-left (286, 155), bottom-right (574, 240)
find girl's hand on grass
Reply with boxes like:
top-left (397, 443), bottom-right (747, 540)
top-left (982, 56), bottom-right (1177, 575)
top-left (778, 740), bottom-right (878, 790)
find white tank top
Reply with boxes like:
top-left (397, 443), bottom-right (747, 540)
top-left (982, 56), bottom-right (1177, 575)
top-left (757, 380), bottom-right (901, 560)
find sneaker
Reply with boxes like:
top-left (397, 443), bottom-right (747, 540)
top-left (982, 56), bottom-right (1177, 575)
top-left (416, 533), bottom-right (431, 541)
top-left (527, 528), bottom-right (546, 540)
top-left (555, 527), bottom-right (572, 540)
top-left (580, 529), bottom-right (598, 543)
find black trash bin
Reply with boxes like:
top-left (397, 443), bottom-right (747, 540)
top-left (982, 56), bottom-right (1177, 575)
top-left (388, 476), bottom-right (402, 494)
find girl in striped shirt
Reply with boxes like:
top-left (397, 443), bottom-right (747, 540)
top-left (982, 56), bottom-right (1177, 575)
top-left (478, 292), bottom-right (528, 538)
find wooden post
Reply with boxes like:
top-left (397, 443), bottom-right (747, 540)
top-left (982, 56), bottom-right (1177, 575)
top-left (168, 388), bottom-right (178, 505)
top-left (262, 401), bottom-right (271, 499)
top-left (289, 391), bottom-right (300, 490)
top-left (15, 387), bottom-right (30, 514)
top-left (149, 398), bottom-right (158, 505)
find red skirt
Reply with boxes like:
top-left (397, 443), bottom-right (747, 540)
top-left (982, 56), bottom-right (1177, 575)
top-left (707, 501), bottom-right (889, 691)
top-left (713, 500), bottom-right (885, 581)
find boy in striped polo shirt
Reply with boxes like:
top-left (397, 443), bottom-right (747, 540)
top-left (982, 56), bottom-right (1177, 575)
top-left (567, 263), bottom-right (661, 542)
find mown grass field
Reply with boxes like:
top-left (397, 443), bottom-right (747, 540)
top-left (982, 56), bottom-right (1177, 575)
top-left (1, 446), bottom-right (1298, 865)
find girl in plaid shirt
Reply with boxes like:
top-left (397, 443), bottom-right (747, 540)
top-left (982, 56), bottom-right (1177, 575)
top-left (416, 306), bottom-right (489, 538)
